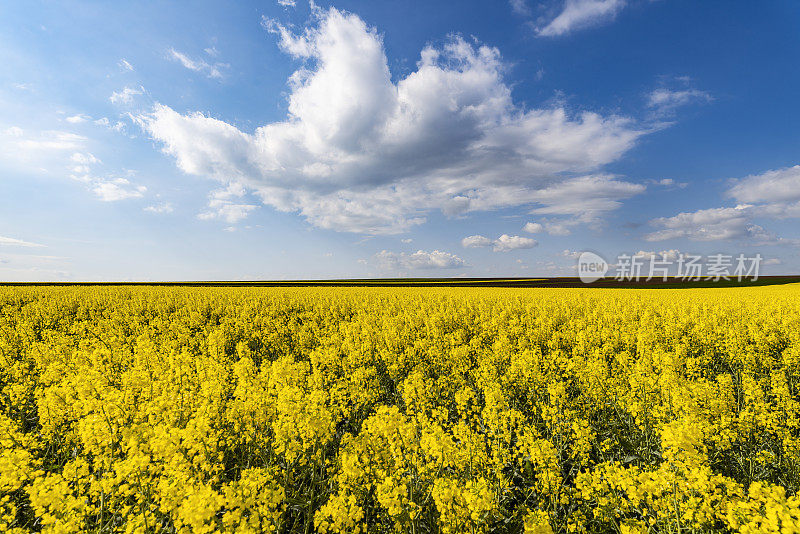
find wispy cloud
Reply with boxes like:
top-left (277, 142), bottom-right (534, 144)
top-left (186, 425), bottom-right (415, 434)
top-left (509, 0), bottom-right (531, 16)
top-left (0, 235), bottom-right (45, 248)
top-left (144, 202), bottom-right (174, 214)
top-left (536, 0), bottom-right (626, 37)
top-left (92, 178), bottom-right (146, 202)
top-left (70, 152), bottom-right (147, 202)
top-left (197, 183), bottom-right (257, 223)
top-left (647, 87), bottom-right (713, 116)
top-left (65, 114), bottom-right (91, 124)
top-left (168, 48), bottom-right (228, 79)
top-left (109, 86), bottom-right (144, 105)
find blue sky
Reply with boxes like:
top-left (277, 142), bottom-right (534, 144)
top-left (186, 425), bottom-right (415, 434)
top-left (1, 0), bottom-right (799, 280)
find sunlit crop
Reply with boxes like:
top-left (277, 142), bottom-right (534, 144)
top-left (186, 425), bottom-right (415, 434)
top-left (2, 285), bottom-right (800, 533)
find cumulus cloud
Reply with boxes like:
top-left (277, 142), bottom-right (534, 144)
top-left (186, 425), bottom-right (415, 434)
top-left (462, 234), bottom-right (537, 252)
top-left (168, 48), bottom-right (228, 79)
top-left (525, 220), bottom-right (573, 235)
top-left (139, 7), bottom-right (646, 234)
top-left (277, 0), bottom-right (297, 6)
top-left (523, 222), bottom-right (543, 233)
top-left (375, 249), bottom-right (466, 270)
top-left (0, 235), bottom-right (44, 248)
top-left (462, 235), bottom-right (494, 248)
top-left (494, 234), bottom-right (538, 251)
top-left (536, 0), bottom-right (626, 37)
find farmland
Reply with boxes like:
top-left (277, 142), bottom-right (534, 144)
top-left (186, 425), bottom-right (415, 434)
top-left (1, 284), bottom-right (800, 532)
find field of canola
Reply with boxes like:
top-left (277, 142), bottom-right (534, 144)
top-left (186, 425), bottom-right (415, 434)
top-left (2, 285), bottom-right (800, 534)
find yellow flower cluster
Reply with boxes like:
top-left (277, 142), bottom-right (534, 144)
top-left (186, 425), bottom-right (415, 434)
top-left (1, 284), bottom-right (800, 532)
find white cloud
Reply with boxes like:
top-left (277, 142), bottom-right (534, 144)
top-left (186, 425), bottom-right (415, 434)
top-left (139, 7), bottom-right (647, 235)
top-left (66, 114), bottom-right (91, 124)
top-left (523, 222), bottom-right (543, 233)
top-left (71, 152), bottom-right (100, 165)
top-left (647, 164), bottom-right (800, 243)
top-left (93, 118), bottom-right (127, 134)
top-left (494, 234), bottom-right (538, 251)
top-left (119, 59), bottom-right (134, 71)
top-left (526, 220), bottom-right (573, 235)
top-left (644, 206), bottom-right (764, 242)
top-left (375, 249), bottom-right (466, 270)
top-left (168, 48), bottom-right (227, 79)
top-left (277, 0), bottom-right (296, 6)
top-left (401, 238), bottom-right (413, 243)
top-left (93, 178), bottom-right (147, 201)
top-left (536, 0), bottom-right (626, 37)
top-left (650, 177), bottom-right (688, 188)
top-left (68, 152), bottom-right (146, 202)
top-left (462, 235), bottom-right (495, 248)
top-left (462, 234), bottom-right (537, 252)
top-left (0, 236), bottom-right (44, 248)
top-left (17, 131), bottom-right (86, 152)
top-left (647, 88), bottom-right (712, 116)
top-left (110, 86), bottom-right (144, 105)
top-left (198, 183), bottom-right (257, 223)
top-left (529, 175), bottom-right (645, 220)
top-left (727, 165), bottom-right (800, 217)
top-left (510, 0), bottom-right (531, 16)
top-left (144, 202), bottom-right (174, 214)
top-left (1, 129), bottom-right (87, 169)
top-left (633, 249), bottom-right (681, 261)
top-left (765, 258), bottom-right (782, 266)
top-left (545, 223), bottom-right (571, 236)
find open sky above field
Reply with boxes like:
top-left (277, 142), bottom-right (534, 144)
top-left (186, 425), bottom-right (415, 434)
top-left (1, 0), bottom-right (799, 281)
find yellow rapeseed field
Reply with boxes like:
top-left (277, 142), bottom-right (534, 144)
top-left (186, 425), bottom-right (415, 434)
top-left (1, 285), bottom-right (800, 533)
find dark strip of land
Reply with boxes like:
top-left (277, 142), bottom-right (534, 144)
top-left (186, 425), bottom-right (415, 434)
top-left (1, 276), bottom-right (798, 288)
